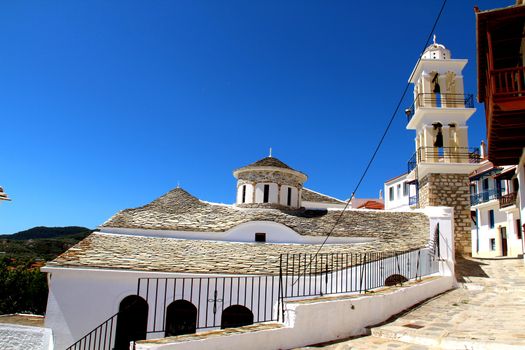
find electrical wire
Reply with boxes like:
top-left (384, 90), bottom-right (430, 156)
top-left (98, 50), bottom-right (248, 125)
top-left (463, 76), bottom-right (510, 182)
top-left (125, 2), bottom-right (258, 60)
top-left (292, 0), bottom-right (448, 285)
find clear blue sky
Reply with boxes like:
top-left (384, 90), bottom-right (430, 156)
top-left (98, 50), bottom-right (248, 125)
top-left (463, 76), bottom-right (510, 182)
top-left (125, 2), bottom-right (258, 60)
top-left (0, 0), bottom-right (511, 234)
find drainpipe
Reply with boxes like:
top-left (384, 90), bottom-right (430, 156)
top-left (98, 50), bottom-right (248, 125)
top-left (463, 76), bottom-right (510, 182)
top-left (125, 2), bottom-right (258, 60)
top-left (476, 208), bottom-right (480, 253)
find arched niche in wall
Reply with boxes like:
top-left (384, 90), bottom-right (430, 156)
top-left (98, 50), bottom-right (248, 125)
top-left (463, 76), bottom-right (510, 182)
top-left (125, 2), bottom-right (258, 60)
top-left (220, 305), bottom-right (254, 329)
top-left (114, 295), bottom-right (148, 350)
top-left (165, 299), bottom-right (197, 337)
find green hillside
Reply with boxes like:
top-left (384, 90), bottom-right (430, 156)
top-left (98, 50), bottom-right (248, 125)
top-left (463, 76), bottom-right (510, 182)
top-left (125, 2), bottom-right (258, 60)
top-left (0, 226), bottom-right (92, 315)
top-left (0, 226), bottom-right (92, 262)
top-left (0, 226), bottom-right (91, 240)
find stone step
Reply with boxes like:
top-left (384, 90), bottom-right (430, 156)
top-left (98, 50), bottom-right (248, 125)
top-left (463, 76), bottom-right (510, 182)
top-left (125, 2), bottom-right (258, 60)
top-left (371, 325), bottom-right (525, 350)
top-left (295, 335), bottom-right (438, 350)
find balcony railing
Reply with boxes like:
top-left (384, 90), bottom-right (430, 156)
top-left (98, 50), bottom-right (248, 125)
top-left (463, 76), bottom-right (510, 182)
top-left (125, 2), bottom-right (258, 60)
top-left (406, 93), bottom-right (474, 122)
top-left (488, 66), bottom-right (525, 100)
top-left (409, 195), bottom-right (418, 206)
top-left (470, 189), bottom-right (500, 206)
top-left (408, 147), bottom-right (481, 173)
top-left (408, 152), bottom-right (417, 173)
top-left (499, 192), bottom-right (518, 208)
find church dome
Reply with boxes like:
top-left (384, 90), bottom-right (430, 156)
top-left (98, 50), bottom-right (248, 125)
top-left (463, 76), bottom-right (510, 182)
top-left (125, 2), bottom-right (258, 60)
top-left (422, 36), bottom-right (451, 60)
top-left (236, 156), bottom-right (296, 172)
top-left (233, 156), bottom-right (307, 182)
top-left (233, 156), bottom-right (307, 209)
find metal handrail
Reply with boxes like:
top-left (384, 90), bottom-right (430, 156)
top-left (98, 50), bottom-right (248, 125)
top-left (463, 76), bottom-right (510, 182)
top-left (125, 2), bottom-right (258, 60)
top-left (66, 310), bottom-right (120, 350)
top-left (408, 147), bottom-right (480, 172)
top-left (279, 248), bottom-right (438, 300)
top-left (406, 93), bottom-right (474, 121)
top-left (470, 189), bottom-right (500, 206)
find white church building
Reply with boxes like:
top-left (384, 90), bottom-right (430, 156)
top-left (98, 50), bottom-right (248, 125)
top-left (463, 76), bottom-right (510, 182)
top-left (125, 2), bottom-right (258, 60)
top-left (43, 154), bottom-right (455, 350)
top-left (41, 40), bottom-right (471, 350)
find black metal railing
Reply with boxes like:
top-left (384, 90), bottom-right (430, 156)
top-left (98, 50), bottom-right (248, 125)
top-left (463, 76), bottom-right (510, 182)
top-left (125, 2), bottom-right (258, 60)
top-left (470, 189), bottom-right (500, 206)
top-left (279, 249), bottom-right (439, 301)
top-left (406, 93), bottom-right (474, 122)
top-left (409, 147), bottom-right (480, 167)
top-left (499, 192), bottom-right (518, 208)
top-left (66, 310), bottom-right (119, 350)
top-left (137, 275), bottom-right (280, 336)
top-left (67, 246), bottom-right (442, 349)
top-left (409, 195), bottom-right (418, 206)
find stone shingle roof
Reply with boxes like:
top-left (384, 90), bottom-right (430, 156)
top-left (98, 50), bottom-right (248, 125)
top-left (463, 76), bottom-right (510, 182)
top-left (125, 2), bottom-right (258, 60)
top-left (48, 230), bottom-right (429, 275)
top-left (0, 186), bottom-right (10, 201)
top-left (47, 187), bottom-right (430, 275)
top-left (241, 156), bottom-right (294, 170)
top-left (301, 188), bottom-right (345, 204)
top-left (101, 188), bottom-right (428, 239)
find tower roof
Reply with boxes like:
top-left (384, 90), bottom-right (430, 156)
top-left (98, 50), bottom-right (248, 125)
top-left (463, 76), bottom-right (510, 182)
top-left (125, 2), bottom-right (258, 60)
top-left (233, 156), bottom-right (307, 179)
top-left (422, 35), bottom-right (451, 60)
top-left (242, 156), bottom-right (294, 170)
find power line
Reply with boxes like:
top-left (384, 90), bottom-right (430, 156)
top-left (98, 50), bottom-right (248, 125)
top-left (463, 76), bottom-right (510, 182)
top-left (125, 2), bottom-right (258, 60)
top-left (292, 0), bottom-right (448, 285)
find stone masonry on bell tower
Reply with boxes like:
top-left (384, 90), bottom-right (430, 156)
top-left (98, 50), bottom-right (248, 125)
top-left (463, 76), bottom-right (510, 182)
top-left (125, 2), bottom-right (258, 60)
top-left (405, 37), bottom-right (481, 255)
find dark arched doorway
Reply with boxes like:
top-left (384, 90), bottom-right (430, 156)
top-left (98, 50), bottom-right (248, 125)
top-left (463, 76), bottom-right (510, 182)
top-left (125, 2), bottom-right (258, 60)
top-left (221, 305), bottom-right (253, 329)
top-left (165, 300), bottom-right (197, 337)
top-left (384, 274), bottom-right (408, 286)
top-left (114, 295), bottom-right (148, 350)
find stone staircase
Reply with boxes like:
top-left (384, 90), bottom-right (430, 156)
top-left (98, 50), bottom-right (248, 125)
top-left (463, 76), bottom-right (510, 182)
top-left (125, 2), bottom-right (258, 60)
top-left (298, 258), bottom-right (525, 350)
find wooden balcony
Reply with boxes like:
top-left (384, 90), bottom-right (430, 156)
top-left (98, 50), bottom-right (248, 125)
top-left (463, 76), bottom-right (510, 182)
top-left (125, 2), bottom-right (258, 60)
top-left (486, 66), bottom-right (525, 110)
top-left (476, 4), bottom-right (525, 166)
top-left (484, 67), bottom-right (525, 165)
top-left (499, 192), bottom-right (518, 208)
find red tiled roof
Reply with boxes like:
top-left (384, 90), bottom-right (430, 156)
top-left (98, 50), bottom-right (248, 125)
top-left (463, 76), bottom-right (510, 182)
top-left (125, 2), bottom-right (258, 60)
top-left (357, 200), bottom-right (384, 210)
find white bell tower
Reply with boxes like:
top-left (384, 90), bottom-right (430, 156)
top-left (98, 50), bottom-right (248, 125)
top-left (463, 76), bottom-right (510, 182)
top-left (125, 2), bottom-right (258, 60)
top-left (406, 37), bottom-right (480, 256)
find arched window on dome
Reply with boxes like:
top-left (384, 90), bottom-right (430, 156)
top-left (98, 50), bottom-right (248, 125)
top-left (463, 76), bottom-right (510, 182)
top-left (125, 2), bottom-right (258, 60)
top-left (263, 184), bottom-right (270, 203)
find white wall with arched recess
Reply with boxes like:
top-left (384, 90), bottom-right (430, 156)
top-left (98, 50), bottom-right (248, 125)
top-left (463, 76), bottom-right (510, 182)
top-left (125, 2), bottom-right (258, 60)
top-left (101, 222), bottom-right (372, 245)
top-left (212, 221), bottom-right (372, 244)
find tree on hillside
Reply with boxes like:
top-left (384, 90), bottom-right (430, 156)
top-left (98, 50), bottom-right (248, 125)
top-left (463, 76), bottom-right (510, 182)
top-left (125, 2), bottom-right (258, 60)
top-left (0, 261), bottom-right (48, 315)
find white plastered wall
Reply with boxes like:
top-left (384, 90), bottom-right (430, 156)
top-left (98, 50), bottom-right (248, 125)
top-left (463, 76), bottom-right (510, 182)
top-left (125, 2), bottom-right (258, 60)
top-left (518, 149), bottom-right (525, 262)
top-left (101, 222), bottom-right (373, 245)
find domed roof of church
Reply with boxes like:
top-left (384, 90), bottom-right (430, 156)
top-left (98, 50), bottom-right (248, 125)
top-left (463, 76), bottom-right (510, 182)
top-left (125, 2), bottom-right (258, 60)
top-left (243, 156), bottom-right (294, 170)
top-left (233, 156), bottom-right (307, 181)
top-left (422, 35), bottom-right (451, 60)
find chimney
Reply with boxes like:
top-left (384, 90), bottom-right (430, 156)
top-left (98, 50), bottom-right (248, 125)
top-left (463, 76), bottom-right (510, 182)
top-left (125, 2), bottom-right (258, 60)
top-left (379, 189), bottom-right (383, 200)
top-left (480, 140), bottom-right (487, 159)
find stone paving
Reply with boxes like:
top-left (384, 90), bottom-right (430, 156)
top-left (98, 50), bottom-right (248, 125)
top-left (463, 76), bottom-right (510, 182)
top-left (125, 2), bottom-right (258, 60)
top-left (298, 257), bottom-right (525, 349)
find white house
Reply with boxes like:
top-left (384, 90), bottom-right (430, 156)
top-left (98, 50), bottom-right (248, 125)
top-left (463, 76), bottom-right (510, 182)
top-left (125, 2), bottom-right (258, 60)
top-left (383, 173), bottom-right (415, 210)
top-left (43, 155), bottom-right (454, 350)
top-left (470, 159), bottom-right (523, 258)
